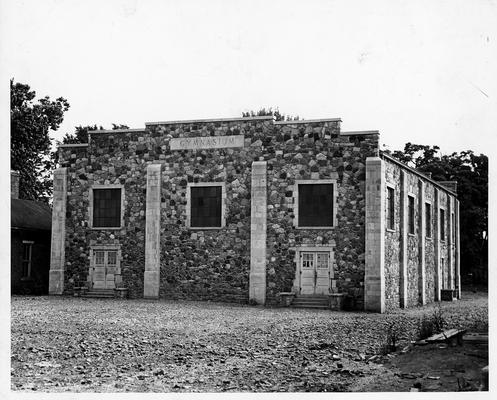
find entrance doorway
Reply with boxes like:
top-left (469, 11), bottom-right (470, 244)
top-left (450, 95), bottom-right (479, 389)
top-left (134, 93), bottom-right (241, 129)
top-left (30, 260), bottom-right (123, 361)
top-left (298, 250), bottom-right (332, 295)
top-left (90, 248), bottom-right (118, 289)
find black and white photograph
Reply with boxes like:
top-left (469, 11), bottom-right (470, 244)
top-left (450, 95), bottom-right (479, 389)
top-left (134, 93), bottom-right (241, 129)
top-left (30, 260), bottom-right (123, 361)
top-left (1, 0), bottom-right (493, 396)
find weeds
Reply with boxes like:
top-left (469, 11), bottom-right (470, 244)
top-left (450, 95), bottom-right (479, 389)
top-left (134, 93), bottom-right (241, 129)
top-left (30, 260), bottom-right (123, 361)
top-left (418, 303), bottom-right (446, 340)
top-left (380, 320), bottom-right (402, 354)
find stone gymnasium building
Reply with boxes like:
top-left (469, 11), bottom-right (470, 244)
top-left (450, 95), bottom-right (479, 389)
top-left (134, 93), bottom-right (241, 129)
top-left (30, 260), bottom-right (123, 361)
top-left (48, 116), bottom-right (460, 312)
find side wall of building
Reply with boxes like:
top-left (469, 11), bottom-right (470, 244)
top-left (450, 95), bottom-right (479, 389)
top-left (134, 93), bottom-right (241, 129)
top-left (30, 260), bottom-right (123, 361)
top-left (383, 157), bottom-right (458, 311)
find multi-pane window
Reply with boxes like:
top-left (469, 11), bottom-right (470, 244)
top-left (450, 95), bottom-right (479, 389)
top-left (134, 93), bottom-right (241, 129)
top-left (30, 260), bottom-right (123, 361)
top-left (93, 188), bottom-right (122, 228)
top-left (94, 250), bottom-right (117, 266)
top-left (108, 251), bottom-right (117, 265)
top-left (440, 208), bottom-right (445, 241)
top-left (302, 253), bottom-right (314, 269)
top-left (316, 253), bottom-right (329, 269)
top-left (298, 184), bottom-right (334, 227)
top-left (21, 241), bottom-right (33, 278)
top-left (408, 195), bottom-right (415, 234)
top-left (301, 252), bottom-right (329, 269)
top-left (387, 187), bottom-right (395, 230)
top-left (425, 203), bottom-right (432, 238)
top-left (452, 213), bottom-right (455, 242)
top-left (190, 186), bottom-right (222, 227)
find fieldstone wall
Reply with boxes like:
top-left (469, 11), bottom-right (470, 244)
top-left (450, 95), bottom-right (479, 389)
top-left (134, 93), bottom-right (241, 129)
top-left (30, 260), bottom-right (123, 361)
top-left (384, 161), bottom-right (401, 311)
top-left (58, 118), bottom-right (378, 308)
top-left (383, 157), bottom-right (457, 311)
top-left (264, 125), bottom-right (377, 307)
top-left (424, 184), bottom-right (436, 303)
top-left (439, 191), bottom-right (450, 289)
top-left (405, 172), bottom-right (420, 308)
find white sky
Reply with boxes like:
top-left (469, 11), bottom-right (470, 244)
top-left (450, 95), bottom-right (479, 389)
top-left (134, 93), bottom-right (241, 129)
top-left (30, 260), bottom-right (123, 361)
top-left (1, 0), bottom-right (496, 155)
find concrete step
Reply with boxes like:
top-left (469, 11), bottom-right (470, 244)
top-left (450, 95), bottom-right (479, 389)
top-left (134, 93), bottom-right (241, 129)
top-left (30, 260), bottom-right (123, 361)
top-left (291, 304), bottom-right (329, 309)
top-left (292, 301), bottom-right (329, 305)
top-left (292, 297), bottom-right (328, 302)
top-left (81, 290), bottom-right (116, 298)
top-left (291, 296), bottom-right (329, 309)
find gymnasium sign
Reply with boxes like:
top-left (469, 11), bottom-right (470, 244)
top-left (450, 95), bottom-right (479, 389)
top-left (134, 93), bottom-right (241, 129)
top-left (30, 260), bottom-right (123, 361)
top-left (170, 135), bottom-right (245, 151)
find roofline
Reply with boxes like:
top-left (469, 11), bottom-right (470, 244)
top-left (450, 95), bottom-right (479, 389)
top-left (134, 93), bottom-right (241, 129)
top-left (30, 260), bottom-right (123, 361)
top-left (58, 143), bottom-right (89, 148)
top-left (11, 226), bottom-right (51, 232)
top-left (341, 130), bottom-right (379, 135)
top-left (274, 118), bottom-right (341, 125)
top-left (380, 152), bottom-right (457, 196)
top-left (88, 128), bottom-right (147, 134)
top-left (145, 116), bottom-right (274, 126)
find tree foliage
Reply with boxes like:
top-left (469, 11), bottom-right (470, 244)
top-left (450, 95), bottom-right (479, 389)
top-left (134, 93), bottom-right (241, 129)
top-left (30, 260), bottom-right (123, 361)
top-left (61, 123), bottom-right (129, 144)
top-left (242, 107), bottom-right (300, 122)
top-left (386, 143), bottom-right (488, 276)
top-left (10, 79), bottom-right (70, 202)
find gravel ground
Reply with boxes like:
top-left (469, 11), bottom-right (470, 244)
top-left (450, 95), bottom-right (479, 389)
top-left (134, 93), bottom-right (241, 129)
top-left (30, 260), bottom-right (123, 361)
top-left (10, 291), bottom-right (488, 392)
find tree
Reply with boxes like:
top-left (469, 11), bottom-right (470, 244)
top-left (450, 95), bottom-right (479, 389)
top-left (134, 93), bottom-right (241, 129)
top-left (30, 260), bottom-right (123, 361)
top-left (10, 79), bottom-right (70, 202)
top-left (61, 123), bottom-right (130, 144)
top-left (386, 143), bottom-right (488, 281)
top-left (242, 107), bottom-right (300, 121)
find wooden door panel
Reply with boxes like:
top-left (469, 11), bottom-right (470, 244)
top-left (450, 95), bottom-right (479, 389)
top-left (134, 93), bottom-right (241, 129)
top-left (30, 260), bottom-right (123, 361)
top-left (105, 274), bottom-right (115, 289)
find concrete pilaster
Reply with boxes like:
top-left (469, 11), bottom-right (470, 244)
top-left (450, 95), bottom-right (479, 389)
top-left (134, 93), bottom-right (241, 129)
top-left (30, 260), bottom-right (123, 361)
top-left (49, 168), bottom-right (67, 295)
top-left (399, 170), bottom-right (408, 308)
top-left (434, 189), bottom-right (441, 301)
top-left (144, 164), bottom-right (162, 299)
top-left (364, 157), bottom-right (385, 313)
top-left (249, 161), bottom-right (267, 305)
top-left (418, 180), bottom-right (426, 305)
top-left (455, 199), bottom-right (461, 299)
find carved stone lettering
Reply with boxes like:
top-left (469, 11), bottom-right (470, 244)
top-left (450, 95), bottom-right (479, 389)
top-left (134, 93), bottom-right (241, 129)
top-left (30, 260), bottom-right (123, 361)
top-left (170, 135), bottom-right (244, 150)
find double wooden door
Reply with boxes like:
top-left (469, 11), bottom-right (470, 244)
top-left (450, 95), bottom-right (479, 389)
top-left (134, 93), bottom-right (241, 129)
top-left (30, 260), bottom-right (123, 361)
top-left (91, 250), bottom-right (117, 289)
top-left (299, 251), bottom-right (331, 295)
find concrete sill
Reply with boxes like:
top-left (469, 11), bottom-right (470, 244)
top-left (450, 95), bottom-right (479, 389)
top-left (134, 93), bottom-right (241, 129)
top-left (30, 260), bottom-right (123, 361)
top-left (386, 228), bottom-right (396, 233)
top-left (90, 227), bottom-right (122, 230)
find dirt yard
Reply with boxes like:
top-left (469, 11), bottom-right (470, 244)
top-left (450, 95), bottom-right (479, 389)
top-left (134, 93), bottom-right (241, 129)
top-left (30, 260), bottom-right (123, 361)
top-left (11, 291), bottom-right (488, 392)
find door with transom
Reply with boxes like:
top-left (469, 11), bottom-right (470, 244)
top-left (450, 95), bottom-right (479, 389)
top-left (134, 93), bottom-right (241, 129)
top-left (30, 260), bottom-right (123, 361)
top-left (91, 249), bottom-right (118, 289)
top-left (299, 251), bottom-right (331, 295)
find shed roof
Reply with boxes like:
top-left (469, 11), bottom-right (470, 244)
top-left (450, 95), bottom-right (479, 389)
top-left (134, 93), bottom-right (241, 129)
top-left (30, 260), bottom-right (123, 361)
top-left (11, 199), bottom-right (52, 231)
